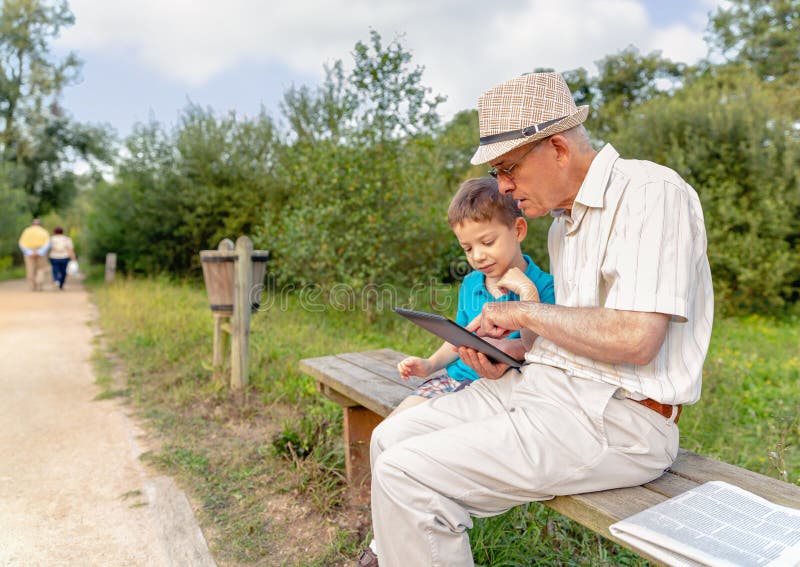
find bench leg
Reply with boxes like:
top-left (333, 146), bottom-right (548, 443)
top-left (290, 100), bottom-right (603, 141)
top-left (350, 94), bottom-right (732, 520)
top-left (343, 406), bottom-right (384, 500)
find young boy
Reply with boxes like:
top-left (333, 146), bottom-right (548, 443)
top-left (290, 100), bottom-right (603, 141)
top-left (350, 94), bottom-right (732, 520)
top-left (391, 176), bottom-right (555, 415)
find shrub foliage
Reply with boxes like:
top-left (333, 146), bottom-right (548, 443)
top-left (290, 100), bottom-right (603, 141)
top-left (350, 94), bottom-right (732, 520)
top-left (82, 24), bottom-right (799, 315)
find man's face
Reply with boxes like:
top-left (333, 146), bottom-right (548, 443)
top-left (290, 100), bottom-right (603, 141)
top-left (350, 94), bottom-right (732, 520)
top-left (489, 138), bottom-right (571, 218)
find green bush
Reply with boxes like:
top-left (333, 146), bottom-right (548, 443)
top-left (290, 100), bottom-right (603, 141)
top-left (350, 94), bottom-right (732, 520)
top-left (0, 167), bottom-right (31, 259)
top-left (610, 67), bottom-right (800, 314)
top-left (260, 32), bottom-right (455, 292)
top-left (85, 110), bottom-right (284, 275)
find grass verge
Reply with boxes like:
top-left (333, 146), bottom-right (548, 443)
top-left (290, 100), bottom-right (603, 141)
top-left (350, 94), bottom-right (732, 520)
top-left (89, 276), bottom-right (799, 566)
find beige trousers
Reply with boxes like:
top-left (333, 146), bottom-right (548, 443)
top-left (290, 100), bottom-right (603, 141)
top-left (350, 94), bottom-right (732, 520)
top-left (23, 255), bottom-right (49, 291)
top-left (369, 363), bottom-right (680, 567)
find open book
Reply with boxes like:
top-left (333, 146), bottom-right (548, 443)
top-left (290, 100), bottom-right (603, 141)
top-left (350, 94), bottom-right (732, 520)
top-left (609, 481), bottom-right (800, 567)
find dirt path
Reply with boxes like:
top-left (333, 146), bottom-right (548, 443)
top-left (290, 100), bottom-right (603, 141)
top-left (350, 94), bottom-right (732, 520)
top-left (0, 277), bottom-right (216, 566)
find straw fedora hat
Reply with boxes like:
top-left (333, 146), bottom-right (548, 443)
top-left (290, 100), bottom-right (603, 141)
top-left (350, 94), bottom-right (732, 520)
top-left (470, 72), bottom-right (589, 165)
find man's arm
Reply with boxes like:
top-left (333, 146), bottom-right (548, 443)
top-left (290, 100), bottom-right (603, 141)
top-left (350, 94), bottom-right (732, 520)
top-left (469, 301), bottom-right (670, 366)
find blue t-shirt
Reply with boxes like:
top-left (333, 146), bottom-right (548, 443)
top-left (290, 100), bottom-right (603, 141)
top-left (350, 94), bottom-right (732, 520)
top-left (446, 254), bottom-right (555, 382)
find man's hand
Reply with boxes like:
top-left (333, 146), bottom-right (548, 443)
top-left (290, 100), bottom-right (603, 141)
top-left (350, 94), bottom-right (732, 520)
top-left (397, 356), bottom-right (434, 380)
top-left (465, 301), bottom-right (532, 338)
top-left (497, 268), bottom-right (540, 301)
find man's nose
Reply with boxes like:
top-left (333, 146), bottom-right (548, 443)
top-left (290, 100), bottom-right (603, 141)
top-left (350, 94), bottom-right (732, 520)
top-left (497, 176), bottom-right (514, 195)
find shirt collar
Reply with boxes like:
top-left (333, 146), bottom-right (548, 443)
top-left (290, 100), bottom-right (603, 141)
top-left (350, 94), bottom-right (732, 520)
top-left (574, 143), bottom-right (619, 209)
top-left (552, 143), bottom-right (619, 232)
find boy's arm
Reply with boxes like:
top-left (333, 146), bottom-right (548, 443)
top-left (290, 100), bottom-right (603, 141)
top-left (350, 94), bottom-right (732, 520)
top-left (397, 341), bottom-right (459, 380)
top-left (429, 341), bottom-right (460, 369)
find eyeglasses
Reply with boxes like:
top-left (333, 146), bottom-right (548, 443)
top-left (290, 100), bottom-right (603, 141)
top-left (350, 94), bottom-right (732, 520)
top-left (488, 141), bottom-right (539, 180)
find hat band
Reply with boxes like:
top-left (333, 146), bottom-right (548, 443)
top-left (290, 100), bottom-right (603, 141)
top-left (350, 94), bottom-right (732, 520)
top-left (478, 115), bottom-right (569, 146)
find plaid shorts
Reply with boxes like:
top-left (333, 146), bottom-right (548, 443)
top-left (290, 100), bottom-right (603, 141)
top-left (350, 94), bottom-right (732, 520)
top-left (410, 371), bottom-right (474, 399)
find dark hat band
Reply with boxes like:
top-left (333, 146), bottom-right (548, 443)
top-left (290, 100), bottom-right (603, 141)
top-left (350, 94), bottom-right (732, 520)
top-left (478, 115), bottom-right (569, 146)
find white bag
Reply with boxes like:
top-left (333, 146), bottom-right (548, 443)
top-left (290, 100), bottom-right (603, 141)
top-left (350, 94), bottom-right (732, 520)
top-left (67, 260), bottom-right (79, 276)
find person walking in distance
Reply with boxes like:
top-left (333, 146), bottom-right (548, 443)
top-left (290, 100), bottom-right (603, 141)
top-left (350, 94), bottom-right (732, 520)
top-left (48, 227), bottom-right (76, 290)
top-left (18, 219), bottom-right (51, 291)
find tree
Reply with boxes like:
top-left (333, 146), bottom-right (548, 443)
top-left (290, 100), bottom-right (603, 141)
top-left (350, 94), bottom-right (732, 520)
top-left (172, 103), bottom-right (284, 268)
top-left (85, 119), bottom-right (182, 273)
top-left (0, 164), bottom-right (29, 261)
top-left (708, 0), bottom-right (800, 85)
top-left (263, 31), bottom-right (452, 293)
top-left (578, 46), bottom-right (686, 140)
top-left (611, 68), bottom-right (800, 314)
top-left (0, 0), bottom-right (111, 214)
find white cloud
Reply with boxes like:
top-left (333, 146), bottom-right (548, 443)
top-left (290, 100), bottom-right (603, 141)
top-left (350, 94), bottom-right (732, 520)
top-left (57, 0), bottom-right (722, 115)
top-left (645, 23), bottom-right (710, 64)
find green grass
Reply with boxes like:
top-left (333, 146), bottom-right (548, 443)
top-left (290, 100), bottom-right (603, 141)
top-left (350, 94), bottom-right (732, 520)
top-left (0, 265), bottom-right (25, 282)
top-left (680, 315), bottom-right (800, 483)
top-left (88, 276), bottom-right (800, 566)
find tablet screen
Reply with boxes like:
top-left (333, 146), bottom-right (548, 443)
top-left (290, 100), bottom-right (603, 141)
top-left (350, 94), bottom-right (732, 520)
top-left (394, 308), bottom-right (523, 368)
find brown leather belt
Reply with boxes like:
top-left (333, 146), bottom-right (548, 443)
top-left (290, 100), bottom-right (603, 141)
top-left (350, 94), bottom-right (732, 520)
top-left (632, 398), bottom-right (682, 423)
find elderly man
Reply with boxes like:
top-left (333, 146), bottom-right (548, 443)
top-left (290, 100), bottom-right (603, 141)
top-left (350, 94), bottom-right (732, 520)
top-left (363, 72), bottom-right (714, 567)
top-left (18, 219), bottom-right (51, 291)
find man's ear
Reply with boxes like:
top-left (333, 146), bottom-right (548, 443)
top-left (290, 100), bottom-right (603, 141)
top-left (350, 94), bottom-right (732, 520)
top-left (548, 134), bottom-right (571, 166)
top-left (515, 217), bottom-right (528, 242)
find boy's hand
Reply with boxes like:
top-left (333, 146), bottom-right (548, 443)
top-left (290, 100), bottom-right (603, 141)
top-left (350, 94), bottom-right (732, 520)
top-left (497, 267), bottom-right (540, 302)
top-left (397, 356), bottom-right (434, 380)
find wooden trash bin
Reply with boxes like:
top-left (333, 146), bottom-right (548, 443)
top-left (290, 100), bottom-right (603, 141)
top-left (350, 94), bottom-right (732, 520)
top-left (200, 237), bottom-right (269, 389)
top-left (200, 239), bottom-right (269, 314)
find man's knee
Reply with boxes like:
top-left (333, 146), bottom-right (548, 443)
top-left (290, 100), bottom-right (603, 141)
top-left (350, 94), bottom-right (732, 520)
top-left (371, 442), bottom-right (415, 496)
top-left (370, 416), bottom-right (398, 468)
top-left (370, 411), bottom-right (420, 469)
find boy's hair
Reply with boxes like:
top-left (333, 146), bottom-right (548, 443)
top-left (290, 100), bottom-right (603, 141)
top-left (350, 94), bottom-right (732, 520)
top-left (447, 177), bottom-right (523, 228)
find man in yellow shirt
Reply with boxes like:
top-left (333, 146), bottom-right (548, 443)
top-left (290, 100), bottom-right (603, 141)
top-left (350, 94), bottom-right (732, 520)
top-left (18, 219), bottom-right (51, 291)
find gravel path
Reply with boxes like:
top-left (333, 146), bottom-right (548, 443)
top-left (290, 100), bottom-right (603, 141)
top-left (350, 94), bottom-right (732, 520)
top-left (0, 277), bottom-right (215, 567)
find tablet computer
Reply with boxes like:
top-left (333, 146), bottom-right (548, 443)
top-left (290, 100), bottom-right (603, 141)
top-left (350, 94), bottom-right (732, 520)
top-left (394, 307), bottom-right (524, 368)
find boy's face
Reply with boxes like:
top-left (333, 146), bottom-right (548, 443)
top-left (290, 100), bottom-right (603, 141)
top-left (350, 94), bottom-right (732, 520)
top-left (452, 217), bottom-right (526, 281)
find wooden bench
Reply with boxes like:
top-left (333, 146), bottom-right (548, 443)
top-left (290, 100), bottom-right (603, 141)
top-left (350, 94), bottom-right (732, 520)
top-left (299, 348), bottom-right (800, 563)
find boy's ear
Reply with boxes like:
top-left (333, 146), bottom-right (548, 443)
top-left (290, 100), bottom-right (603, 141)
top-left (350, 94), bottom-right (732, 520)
top-left (514, 217), bottom-right (527, 242)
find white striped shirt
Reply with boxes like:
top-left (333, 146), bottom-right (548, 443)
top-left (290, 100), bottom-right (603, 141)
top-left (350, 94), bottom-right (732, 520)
top-left (526, 144), bottom-right (714, 404)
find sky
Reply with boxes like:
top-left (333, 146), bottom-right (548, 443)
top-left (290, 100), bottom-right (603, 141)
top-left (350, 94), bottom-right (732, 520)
top-left (53, 0), bottom-right (725, 140)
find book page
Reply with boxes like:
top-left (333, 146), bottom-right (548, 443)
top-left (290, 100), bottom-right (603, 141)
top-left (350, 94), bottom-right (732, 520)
top-left (609, 481), bottom-right (800, 567)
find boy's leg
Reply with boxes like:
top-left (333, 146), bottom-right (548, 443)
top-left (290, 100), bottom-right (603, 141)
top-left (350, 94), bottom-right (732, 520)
top-left (388, 373), bottom-right (473, 418)
top-left (370, 364), bottom-right (678, 567)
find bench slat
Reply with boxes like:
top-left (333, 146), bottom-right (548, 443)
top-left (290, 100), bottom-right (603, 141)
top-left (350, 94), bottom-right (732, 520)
top-left (643, 469), bottom-right (700, 498)
top-left (544, 485), bottom-right (666, 551)
top-left (300, 355), bottom-right (412, 416)
top-left (338, 351), bottom-right (426, 389)
top-left (364, 348), bottom-right (409, 367)
top-left (669, 449), bottom-right (800, 508)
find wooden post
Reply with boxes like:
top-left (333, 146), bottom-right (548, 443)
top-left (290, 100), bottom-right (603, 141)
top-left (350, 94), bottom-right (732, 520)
top-left (104, 253), bottom-right (117, 283)
top-left (230, 236), bottom-right (253, 390)
top-left (344, 407), bottom-right (384, 502)
top-left (212, 313), bottom-right (226, 369)
top-left (211, 239), bottom-right (234, 374)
